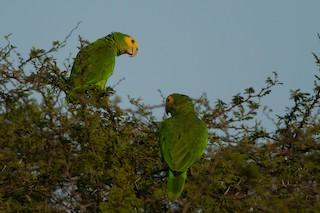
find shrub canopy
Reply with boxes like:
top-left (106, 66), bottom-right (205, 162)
top-left (0, 35), bottom-right (319, 212)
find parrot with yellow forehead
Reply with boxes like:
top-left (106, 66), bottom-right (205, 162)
top-left (68, 32), bottom-right (139, 99)
top-left (160, 93), bottom-right (208, 200)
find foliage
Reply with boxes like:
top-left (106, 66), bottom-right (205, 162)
top-left (0, 34), bottom-right (319, 212)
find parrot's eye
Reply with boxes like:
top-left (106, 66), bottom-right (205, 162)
top-left (166, 96), bottom-right (174, 105)
top-left (131, 39), bottom-right (135, 44)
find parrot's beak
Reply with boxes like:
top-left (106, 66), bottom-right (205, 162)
top-left (165, 105), bottom-right (169, 115)
top-left (127, 48), bottom-right (138, 57)
top-left (165, 104), bottom-right (172, 115)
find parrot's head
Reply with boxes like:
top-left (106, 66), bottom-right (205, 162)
top-left (165, 93), bottom-right (195, 116)
top-left (111, 32), bottom-right (139, 57)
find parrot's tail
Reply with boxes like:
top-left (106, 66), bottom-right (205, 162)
top-left (167, 170), bottom-right (187, 200)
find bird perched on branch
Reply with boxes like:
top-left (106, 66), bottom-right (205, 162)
top-left (68, 32), bottom-right (138, 101)
top-left (160, 94), bottom-right (208, 200)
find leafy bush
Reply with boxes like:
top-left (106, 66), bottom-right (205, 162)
top-left (0, 33), bottom-right (319, 212)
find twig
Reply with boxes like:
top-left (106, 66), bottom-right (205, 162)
top-left (312, 52), bottom-right (320, 65)
top-left (18, 22), bottom-right (81, 69)
top-left (111, 77), bottom-right (125, 89)
top-left (124, 104), bottom-right (164, 118)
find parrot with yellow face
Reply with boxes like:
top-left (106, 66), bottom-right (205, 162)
top-left (68, 32), bottom-right (138, 100)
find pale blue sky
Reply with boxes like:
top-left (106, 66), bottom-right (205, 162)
top-left (1, 1), bottom-right (320, 125)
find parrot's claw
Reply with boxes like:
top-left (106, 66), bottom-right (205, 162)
top-left (103, 87), bottom-right (115, 96)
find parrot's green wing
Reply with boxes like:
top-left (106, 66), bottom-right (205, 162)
top-left (70, 38), bottom-right (116, 92)
top-left (160, 116), bottom-right (208, 172)
top-left (160, 118), bottom-right (174, 163)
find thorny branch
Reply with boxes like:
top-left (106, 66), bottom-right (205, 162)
top-left (18, 21), bottom-right (81, 69)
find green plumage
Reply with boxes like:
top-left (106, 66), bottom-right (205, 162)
top-left (68, 32), bottom-right (138, 99)
top-left (160, 94), bottom-right (208, 200)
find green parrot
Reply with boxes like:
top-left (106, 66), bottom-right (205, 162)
top-left (68, 32), bottom-right (139, 99)
top-left (160, 94), bottom-right (208, 200)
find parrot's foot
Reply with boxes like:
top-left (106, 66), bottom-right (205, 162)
top-left (67, 87), bottom-right (114, 106)
top-left (83, 87), bottom-right (112, 98)
top-left (102, 87), bottom-right (115, 96)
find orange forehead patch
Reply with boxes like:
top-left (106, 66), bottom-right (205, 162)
top-left (124, 36), bottom-right (139, 49)
top-left (166, 95), bottom-right (174, 106)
